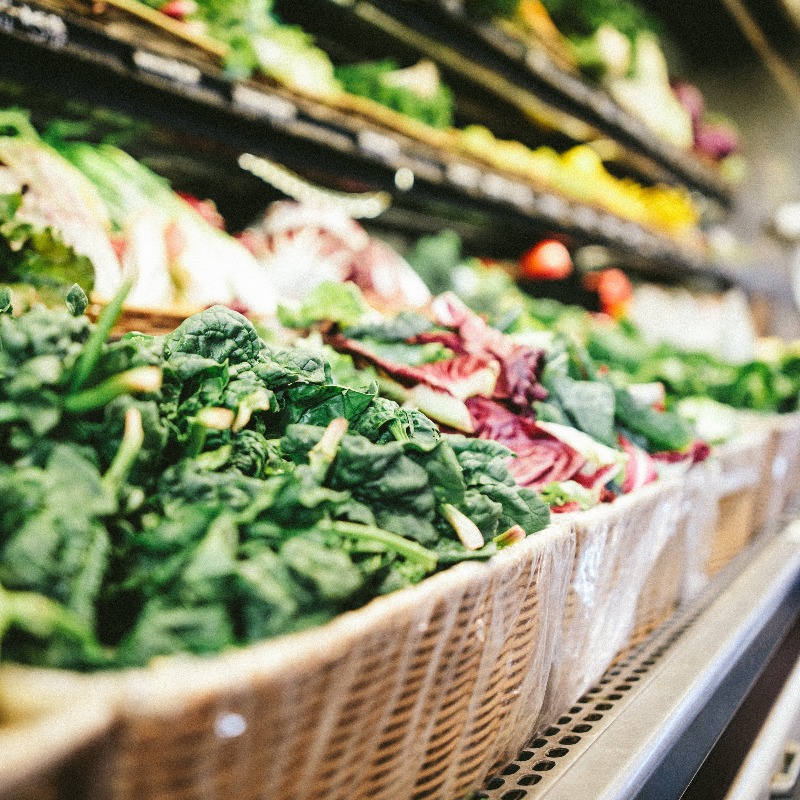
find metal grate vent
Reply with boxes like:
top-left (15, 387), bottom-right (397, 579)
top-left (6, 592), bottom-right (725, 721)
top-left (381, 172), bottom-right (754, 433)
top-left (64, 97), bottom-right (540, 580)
top-left (477, 604), bottom-right (706, 799)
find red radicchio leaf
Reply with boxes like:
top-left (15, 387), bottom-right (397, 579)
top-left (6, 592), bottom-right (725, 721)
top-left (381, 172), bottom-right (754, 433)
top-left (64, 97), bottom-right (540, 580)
top-left (349, 240), bottom-right (431, 310)
top-left (177, 192), bottom-right (226, 230)
top-left (328, 334), bottom-right (492, 395)
top-left (574, 463), bottom-right (625, 492)
top-left (466, 396), bottom-right (586, 489)
top-left (599, 487), bottom-right (618, 503)
top-left (652, 440), bottom-right (711, 465)
top-left (413, 355), bottom-right (497, 393)
top-left (409, 330), bottom-right (467, 354)
top-left (431, 293), bottom-right (547, 409)
top-left (618, 435), bottom-right (658, 494)
top-left (493, 346), bottom-right (548, 407)
top-left (551, 501), bottom-right (582, 514)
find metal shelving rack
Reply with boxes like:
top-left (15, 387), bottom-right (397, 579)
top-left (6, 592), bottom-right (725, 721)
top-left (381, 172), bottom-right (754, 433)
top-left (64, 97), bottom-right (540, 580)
top-left (0, 0), bottom-right (738, 284)
top-left (282, 0), bottom-right (733, 206)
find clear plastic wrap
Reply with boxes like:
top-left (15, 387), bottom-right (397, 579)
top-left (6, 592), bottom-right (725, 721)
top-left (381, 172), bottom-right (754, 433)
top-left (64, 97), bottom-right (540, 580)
top-left (679, 456), bottom-right (723, 602)
top-left (632, 458), bottom-right (722, 646)
top-left (101, 524), bottom-right (576, 800)
top-left (750, 412), bottom-right (800, 536)
top-left (540, 478), bottom-right (685, 724)
top-left (708, 427), bottom-right (771, 575)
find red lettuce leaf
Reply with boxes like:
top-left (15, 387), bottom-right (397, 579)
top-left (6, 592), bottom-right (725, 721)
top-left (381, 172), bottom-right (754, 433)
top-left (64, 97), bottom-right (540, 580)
top-left (328, 333), bottom-right (492, 395)
top-left (465, 396), bottom-right (585, 489)
top-left (652, 440), bottom-right (711, 465)
top-left (431, 293), bottom-right (547, 408)
top-left (551, 501), bottom-right (583, 514)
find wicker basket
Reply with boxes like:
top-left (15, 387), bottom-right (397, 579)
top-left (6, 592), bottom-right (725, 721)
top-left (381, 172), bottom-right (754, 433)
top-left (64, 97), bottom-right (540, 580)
top-left (0, 666), bottom-right (116, 800)
top-left (540, 477), bottom-right (685, 723)
top-left (630, 458), bottom-right (722, 648)
top-left (750, 412), bottom-right (800, 537)
top-left (706, 428), bottom-right (771, 576)
top-left (86, 301), bottom-right (199, 338)
top-left (70, 523), bottom-right (574, 800)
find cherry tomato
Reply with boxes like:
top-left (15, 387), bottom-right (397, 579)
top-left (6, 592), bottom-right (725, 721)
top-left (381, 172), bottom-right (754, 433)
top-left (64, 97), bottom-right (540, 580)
top-left (160, 0), bottom-right (197, 19)
top-left (583, 269), bottom-right (633, 318)
top-left (519, 240), bottom-right (573, 280)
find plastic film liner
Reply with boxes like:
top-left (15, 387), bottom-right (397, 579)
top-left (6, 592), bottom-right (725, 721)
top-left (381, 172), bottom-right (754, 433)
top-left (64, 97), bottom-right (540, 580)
top-left (679, 456), bottom-right (722, 601)
top-left (541, 477), bottom-right (685, 723)
top-left (100, 523), bottom-right (575, 800)
top-left (707, 427), bottom-right (771, 575)
top-left (631, 458), bottom-right (722, 648)
top-left (749, 412), bottom-right (800, 536)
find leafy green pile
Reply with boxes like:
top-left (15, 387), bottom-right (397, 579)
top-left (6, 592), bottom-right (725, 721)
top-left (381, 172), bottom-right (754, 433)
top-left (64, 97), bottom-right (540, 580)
top-left (584, 319), bottom-right (800, 414)
top-left (405, 237), bottom-right (693, 454)
top-left (138, 0), bottom-right (339, 92)
top-left (0, 192), bottom-right (95, 306)
top-left (335, 60), bottom-right (455, 129)
top-left (0, 293), bottom-right (548, 670)
top-left (407, 234), bottom-right (800, 418)
top-left (539, 0), bottom-right (657, 43)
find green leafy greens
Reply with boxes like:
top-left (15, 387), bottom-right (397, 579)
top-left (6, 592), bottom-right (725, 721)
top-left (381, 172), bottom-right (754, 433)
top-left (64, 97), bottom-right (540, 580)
top-left (0, 298), bottom-right (549, 670)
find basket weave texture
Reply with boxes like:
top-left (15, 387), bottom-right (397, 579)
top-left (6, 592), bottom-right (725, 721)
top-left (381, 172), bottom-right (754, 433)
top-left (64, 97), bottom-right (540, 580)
top-left (95, 524), bottom-right (575, 800)
top-left (631, 458), bottom-right (722, 647)
top-left (540, 477), bottom-right (685, 723)
top-left (707, 428), bottom-right (771, 575)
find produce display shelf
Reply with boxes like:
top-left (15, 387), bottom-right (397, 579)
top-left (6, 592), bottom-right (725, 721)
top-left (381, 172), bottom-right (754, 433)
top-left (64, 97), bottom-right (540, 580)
top-left (478, 520), bottom-right (800, 799)
top-left (0, 0), bottom-right (730, 281)
top-left (303, 0), bottom-right (733, 207)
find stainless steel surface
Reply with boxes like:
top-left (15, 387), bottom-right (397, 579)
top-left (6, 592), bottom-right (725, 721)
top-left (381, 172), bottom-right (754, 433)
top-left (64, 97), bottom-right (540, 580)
top-left (725, 643), bottom-right (800, 799)
top-left (480, 522), bottom-right (800, 800)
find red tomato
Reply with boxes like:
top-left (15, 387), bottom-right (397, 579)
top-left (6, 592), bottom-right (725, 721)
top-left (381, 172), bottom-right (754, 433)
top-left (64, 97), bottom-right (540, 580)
top-left (160, 0), bottom-right (197, 19)
top-left (584, 269), bottom-right (633, 318)
top-left (519, 240), bottom-right (573, 280)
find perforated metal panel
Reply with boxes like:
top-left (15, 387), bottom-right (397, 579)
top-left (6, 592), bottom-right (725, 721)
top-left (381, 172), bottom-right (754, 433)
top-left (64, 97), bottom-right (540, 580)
top-left (477, 606), bottom-right (702, 799)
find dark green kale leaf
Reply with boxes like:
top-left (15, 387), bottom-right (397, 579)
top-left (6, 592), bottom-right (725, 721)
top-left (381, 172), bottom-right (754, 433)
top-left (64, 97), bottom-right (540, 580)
top-left (117, 600), bottom-right (235, 667)
top-left (0, 445), bottom-right (114, 627)
top-left (283, 383), bottom-right (377, 427)
top-left (0, 583), bottom-right (107, 670)
top-left (546, 373), bottom-right (617, 447)
top-left (446, 434), bottom-right (550, 537)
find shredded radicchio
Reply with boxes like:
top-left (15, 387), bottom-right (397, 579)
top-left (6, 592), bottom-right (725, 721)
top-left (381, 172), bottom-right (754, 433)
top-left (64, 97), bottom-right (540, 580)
top-left (618, 435), bottom-right (658, 494)
top-left (328, 333), bottom-right (493, 393)
top-left (551, 501), bottom-right (583, 514)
